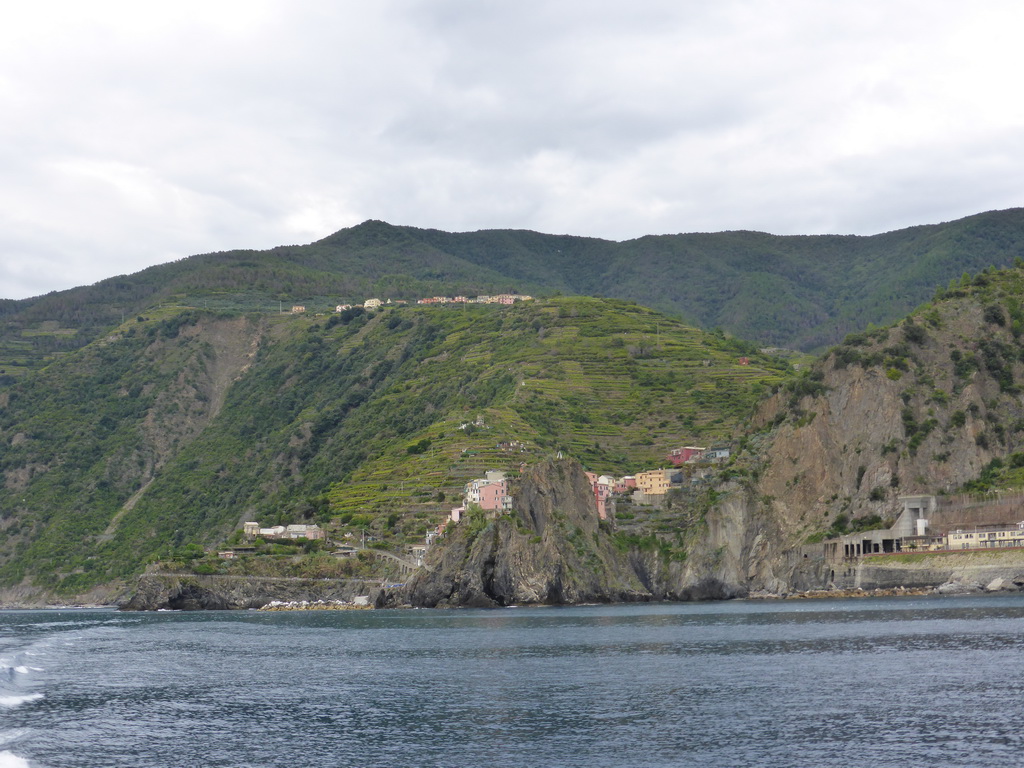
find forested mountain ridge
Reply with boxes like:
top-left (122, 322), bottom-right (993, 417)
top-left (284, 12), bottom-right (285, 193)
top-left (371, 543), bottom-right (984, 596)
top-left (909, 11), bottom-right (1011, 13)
top-left (4, 209), bottom-right (1024, 386)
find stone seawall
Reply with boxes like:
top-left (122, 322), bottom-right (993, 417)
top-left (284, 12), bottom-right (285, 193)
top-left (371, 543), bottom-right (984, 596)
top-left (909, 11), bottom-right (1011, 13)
top-left (831, 551), bottom-right (1024, 592)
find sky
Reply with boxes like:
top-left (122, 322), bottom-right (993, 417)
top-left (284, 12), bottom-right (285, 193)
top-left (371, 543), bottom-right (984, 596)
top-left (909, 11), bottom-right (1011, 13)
top-left (3, 1), bottom-right (1024, 300)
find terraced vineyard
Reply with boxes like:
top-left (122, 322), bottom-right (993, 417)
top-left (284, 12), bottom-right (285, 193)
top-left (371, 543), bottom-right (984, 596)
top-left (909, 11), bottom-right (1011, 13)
top-left (319, 296), bottom-right (792, 544)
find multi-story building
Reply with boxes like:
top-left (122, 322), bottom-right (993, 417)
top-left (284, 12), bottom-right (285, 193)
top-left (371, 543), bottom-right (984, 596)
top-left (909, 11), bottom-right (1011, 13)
top-left (464, 471), bottom-right (510, 512)
top-left (635, 469), bottom-right (671, 496)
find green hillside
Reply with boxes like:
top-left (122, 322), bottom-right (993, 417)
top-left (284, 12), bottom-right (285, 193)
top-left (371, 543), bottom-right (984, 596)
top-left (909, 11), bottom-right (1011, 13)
top-left (4, 209), bottom-right (1024, 386)
top-left (0, 297), bottom-right (789, 595)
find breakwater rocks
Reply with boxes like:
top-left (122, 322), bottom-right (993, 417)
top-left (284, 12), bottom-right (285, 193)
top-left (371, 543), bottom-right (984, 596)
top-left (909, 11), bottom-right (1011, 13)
top-left (751, 556), bottom-right (1024, 600)
top-left (119, 573), bottom-right (405, 611)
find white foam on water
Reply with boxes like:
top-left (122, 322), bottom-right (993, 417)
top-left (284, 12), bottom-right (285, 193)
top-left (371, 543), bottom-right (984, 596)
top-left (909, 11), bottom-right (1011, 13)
top-left (0, 751), bottom-right (32, 768)
top-left (0, 695), bottom-right (42, 710)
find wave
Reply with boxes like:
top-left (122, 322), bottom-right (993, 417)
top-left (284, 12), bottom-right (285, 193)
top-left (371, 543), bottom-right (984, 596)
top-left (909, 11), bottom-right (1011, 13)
top-left (0, 694), bottom-right (42, 709)
top-left (0, 751), bottom-right (31, 768)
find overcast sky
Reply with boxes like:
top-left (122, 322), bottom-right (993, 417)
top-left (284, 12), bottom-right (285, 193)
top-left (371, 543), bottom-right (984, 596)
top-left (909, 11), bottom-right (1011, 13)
top-left (3, 1), bottom-right (1023, 300)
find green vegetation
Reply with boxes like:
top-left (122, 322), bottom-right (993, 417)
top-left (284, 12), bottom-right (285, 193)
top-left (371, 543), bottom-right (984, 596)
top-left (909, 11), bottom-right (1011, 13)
top-left (5, 210), bottom-right (1024, 387)
top-left (807, 513), bottom-right (891, 543)
top-left (0, 297), bottom-right (788, 593)
top-left (960, 453), bottom-right (1024, 493)
top-left (10, 211), bottom-right (1024, 598)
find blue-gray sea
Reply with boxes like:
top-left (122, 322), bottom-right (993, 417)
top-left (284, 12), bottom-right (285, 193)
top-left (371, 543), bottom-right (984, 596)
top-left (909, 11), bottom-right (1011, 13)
top-left (2, 595), bottom-right (1024, 767)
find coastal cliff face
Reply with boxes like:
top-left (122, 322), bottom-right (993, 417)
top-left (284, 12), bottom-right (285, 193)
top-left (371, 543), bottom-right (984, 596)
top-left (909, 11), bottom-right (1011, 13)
top-left (694, 269), bottom-right (1024, 593)
top-left (407, 457), bottom-right (759, 607)
top-left (408, 459), bottom-right (653, 607)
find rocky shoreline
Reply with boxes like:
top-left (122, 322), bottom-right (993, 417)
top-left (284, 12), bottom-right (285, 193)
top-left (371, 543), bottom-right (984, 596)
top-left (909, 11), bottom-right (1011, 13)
top-left (110, 566), bottom-right (1024, 611)
top-left (2, 579), bottom-right (1023, 611)
top-left (258, 599), bottom-right (374, 611)
top-left (115, 573), bottom-right (407, 611)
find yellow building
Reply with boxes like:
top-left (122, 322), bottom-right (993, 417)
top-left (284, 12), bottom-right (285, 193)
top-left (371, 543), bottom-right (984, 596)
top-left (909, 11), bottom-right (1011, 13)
top-left (635, 469), bottom-right (671, 496)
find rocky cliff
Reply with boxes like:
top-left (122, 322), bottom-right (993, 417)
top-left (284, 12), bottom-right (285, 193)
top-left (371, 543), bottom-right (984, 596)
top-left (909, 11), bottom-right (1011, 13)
top-left (685, 266), bottom-right (1024, 594)
top-left (406, 457), bottom-right (757, 607)
top-left (407, 459), bottom-right (651, 606)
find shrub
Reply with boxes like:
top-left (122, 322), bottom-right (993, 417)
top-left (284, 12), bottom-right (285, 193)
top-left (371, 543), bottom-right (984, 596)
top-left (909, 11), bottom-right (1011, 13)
top-left (903, 323), bottom-right (927, 345)
top-left (983, 305), bottom-right (1006, 326)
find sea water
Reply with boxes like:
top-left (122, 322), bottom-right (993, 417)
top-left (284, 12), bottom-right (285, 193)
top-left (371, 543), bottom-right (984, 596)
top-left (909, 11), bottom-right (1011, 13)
top-left (2, 595), bottom-right (1024, 767)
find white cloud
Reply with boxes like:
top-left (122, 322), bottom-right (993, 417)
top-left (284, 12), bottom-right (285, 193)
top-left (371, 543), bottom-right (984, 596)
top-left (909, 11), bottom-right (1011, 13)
top-left (2, 0), bottom-right (1023, 298)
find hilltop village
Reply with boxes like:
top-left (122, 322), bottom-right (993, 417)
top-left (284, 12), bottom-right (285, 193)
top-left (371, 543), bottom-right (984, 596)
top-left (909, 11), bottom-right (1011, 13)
top-left (286, 293), bottom-right (534, 314)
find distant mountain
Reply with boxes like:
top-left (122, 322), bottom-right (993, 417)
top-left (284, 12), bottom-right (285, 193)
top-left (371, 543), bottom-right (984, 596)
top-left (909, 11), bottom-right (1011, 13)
top-left (4, 209), bottom-right (1024, 386)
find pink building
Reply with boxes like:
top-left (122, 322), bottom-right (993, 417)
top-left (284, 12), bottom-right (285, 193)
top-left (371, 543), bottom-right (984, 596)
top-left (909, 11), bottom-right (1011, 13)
top-left (667, 446), bottom-right (706, 466)
top-left (464, 471), bottom-right (511, 512)
top-left (584, 472), bottom-right (613, 519)
top-left (615, 476), bottom-right (637, 494)
top-left (477, 481), bottom-right (507, 510)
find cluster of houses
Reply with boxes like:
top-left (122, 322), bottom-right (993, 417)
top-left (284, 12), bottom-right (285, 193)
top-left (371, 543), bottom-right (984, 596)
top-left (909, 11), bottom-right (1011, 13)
top-left (445, 470), bottom-right (511, 527)
top-left (666, 445), bottom-right (731, 465)
top-left (413, 294), bottom-right (532, 306)
top-left (441, 467), bottom-right (681, 530)
top-left (330, 294), bottom-right (533, 313)
top-left (241, 522), bottom-right (326, 541)
top-left (441, 443), bottom-right (736, 528)
top-left (578, 445), bottom-right (733, 517)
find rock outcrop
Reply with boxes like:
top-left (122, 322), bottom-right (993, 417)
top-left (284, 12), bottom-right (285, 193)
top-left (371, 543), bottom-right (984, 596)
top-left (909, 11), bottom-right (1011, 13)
top-left (408, 459), bottom-right (655, 607)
